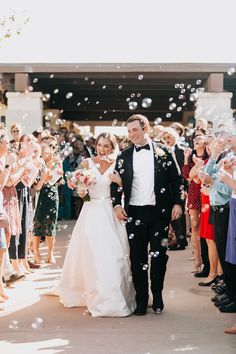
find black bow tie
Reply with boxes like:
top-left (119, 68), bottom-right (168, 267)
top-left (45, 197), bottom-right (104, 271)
top-left (135, 144), bottom-right (150, 152)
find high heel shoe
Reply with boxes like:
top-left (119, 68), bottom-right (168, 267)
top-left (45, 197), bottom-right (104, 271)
top-left (198, 275), bottom-right (219, 286)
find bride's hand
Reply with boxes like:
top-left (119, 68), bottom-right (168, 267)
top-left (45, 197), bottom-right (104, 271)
top-left (109, 170), bottom-right (122, 186)
top-left (114, 206), bottom-right (128, 221)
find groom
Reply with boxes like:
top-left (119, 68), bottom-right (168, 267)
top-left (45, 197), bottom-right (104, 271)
top-left (111, 114), bottom-right (183, 315)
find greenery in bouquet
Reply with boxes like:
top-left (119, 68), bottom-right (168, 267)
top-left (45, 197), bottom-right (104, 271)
top-left (66, 168), bottom-right (96, 201)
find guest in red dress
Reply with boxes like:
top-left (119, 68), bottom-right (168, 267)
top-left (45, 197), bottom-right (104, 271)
top-left (182, 130), bottom-right (208, 272)
top-left (198, 137), bottom-right (223, 285)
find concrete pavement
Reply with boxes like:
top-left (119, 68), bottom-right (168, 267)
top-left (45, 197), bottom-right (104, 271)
top-left (0, 220), bottom-right (236, 354)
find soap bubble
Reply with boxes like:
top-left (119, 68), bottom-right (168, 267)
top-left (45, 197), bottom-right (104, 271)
top-left (161, 238), bottom-right (169, 247)
top-left (154, 117), bottom-right (162, 124)
top-left (227, 67), bottom-right (235, 76)
top-left (135, 219), bottom-right (141, 226)
top-left (138, 74), bottom-right (144, 80)
top-left (66, 92), bottom-right (73, 99)
top-left (129, 233), bottom-right (135, 239)
top-left (129, 101), bottom-right (138, 110)
top-left (142, 98), bottom-right (152, 108)
top-left (31, 317), bottom-right (44, 329)
top-left (169, 103), bottom-right (177, 110)
top-left (9, 320), bottom-right (19, 330)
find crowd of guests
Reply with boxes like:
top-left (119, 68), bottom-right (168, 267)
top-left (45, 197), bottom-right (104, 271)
top-left (0, 123), bottom-right (63, 303)
top-left (0, 117), bottom-right (235, 333)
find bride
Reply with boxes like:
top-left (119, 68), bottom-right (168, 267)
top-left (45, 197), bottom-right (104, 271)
top-left (52, 133), bottom-right (135, 317)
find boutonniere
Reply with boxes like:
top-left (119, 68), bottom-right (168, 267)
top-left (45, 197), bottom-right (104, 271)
top-left (154, 147), bottom-right (167, 159)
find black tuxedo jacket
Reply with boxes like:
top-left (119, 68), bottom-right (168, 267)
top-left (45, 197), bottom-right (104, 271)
top-left (111, 142), bottom-right (182, 220)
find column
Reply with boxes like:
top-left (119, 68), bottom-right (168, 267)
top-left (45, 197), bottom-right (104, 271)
top-left (5, 92), bottom-right (43, 134)
top-left (195, 73), bottom-right (233, 130)
top-left (195, 92), bottom-right (233, 130)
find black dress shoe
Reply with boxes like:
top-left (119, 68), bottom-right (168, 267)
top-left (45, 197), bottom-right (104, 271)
top-left (134, 307), bottom-right (147, 316)
top-left (211, 293), bottom-right (228, 303)
top-left (215, 284), bottom-right (227, 294)
top-left (152, 294), bottom-right (164, 314)
top-left (194, 268), bottom-right (209, 278)
top-left (219, 302), bottom-right (236, 313)
top-left (215, 297), bottom-right (232, 307)
top-left (168, 244), bottom-right (185, 251)
top-left (198, 276), bottom-right (219, 287)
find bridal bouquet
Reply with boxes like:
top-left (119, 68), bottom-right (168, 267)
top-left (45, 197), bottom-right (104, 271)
top-left (66, 168), bottom-right (96, 201)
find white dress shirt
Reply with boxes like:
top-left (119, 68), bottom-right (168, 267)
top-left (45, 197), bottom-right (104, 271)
top-left (129, 141), bottom-right (156, 206)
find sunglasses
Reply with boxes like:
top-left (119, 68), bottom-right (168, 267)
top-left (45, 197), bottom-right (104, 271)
top-left (49, 143), bottom-right (57, 149)
top-left (12, 129), bottom-right (20, 133)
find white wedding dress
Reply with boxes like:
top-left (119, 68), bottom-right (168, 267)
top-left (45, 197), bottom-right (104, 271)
top-left (52, 159), bottom-right (136, 317)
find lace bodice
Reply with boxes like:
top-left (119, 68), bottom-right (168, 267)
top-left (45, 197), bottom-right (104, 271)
top-left (87, 159), bottom-right (115, 199)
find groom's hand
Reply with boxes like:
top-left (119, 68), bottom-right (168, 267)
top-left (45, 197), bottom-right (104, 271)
top-left (171, 204), bottom-right (182, 220)
top-left (114, 205), bottom-right (128, 221)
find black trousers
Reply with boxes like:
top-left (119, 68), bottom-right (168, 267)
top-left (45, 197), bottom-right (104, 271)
top-left (225, 262), bottom-right (236, 302)
top-left (212, 206), bottom-right (230, 286)
top-left (126, 205), bottom-right (169, 308)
